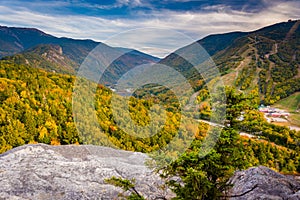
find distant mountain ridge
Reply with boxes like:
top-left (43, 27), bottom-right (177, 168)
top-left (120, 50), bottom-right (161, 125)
top-left (0, 25), bottom-right (160, 84)
top-left (0, 25), bottom-right (98, 63)
top-left (1, 20), bottom-right (300, 104)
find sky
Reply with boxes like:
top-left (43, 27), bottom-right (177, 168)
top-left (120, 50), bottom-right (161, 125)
top-left (0, 0), bottom-right (300, 57)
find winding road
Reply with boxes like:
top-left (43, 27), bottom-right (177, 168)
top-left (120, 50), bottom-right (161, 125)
top-left (196, 119), bottom-right (256, 138)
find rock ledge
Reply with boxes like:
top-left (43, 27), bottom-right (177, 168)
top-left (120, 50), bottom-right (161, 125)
top-left (230, 166), bottom-right (300, 200)
top-left (0, 144), bottom-right (172, 200)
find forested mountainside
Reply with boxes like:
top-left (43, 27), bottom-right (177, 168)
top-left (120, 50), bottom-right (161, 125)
top-left (0, 26), bottom-right (159, 85)
top-left (4, 44), bottom-right (79, 74)
top-left (0, 60), bottom-right (299, 173)
top-left (2, 21), bottom-right (299, 102)
top-left (0, 25), bottom-right (98, 63)
top-left (160, 20), bottom-right (300, 105)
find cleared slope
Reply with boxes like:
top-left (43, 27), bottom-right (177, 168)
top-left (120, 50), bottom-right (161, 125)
top-left (159, 20), bottom-right (300, 105)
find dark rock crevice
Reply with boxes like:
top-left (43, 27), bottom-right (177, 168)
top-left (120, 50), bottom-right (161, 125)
top-left (229, 166), bottom-right (300, 200)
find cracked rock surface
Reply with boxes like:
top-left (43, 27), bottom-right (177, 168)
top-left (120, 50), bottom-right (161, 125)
top-left (229, 166), bottom-right (300, 200)
top-left (0, 144), bottom-right (172, 200)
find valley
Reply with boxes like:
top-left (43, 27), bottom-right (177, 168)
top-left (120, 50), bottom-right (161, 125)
top-left (0, 19), bottom-right (300, 199)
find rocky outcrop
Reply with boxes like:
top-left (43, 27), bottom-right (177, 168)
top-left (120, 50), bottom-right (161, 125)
top-left (229, 166), bottom-right (300, 200)
top-left (0, 144), bottom-right (173, 200)
top-left (2, 144), bottom-right (300, 200)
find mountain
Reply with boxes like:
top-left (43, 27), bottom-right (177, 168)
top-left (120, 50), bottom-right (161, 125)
top-left (3, 44), bottom-right (78, 74)
top-left (0, 26), bottom-right (54, 58)
top-left (160, 19), bottom-right (300, 105)
top-left (99, 48), bottom-right (160, 86)
top-left (1, 21), bottom-right (299, 98)
top-left (116, 47), bottom-right (160, 63)
top-left (0, 25), bottom-right (159, 84)
top-left (0, 26), bottom-right (99, 63)
top-left (197, 31), bottom-right (247, 56)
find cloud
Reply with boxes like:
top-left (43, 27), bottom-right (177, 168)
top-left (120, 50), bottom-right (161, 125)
top-left (70, 0), bottom-right (143, 10)
top-left (105, 28), bottom-right (195, 57)
top-left (0, 0), bottom-right (299, 57)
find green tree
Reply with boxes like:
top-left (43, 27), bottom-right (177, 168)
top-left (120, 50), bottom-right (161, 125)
top-left (161, 127), bottom-right (246, 199)
top-left (104, 176), bottom-right (145, 200)
top-left (156, 87), bottom-right (257, 199)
